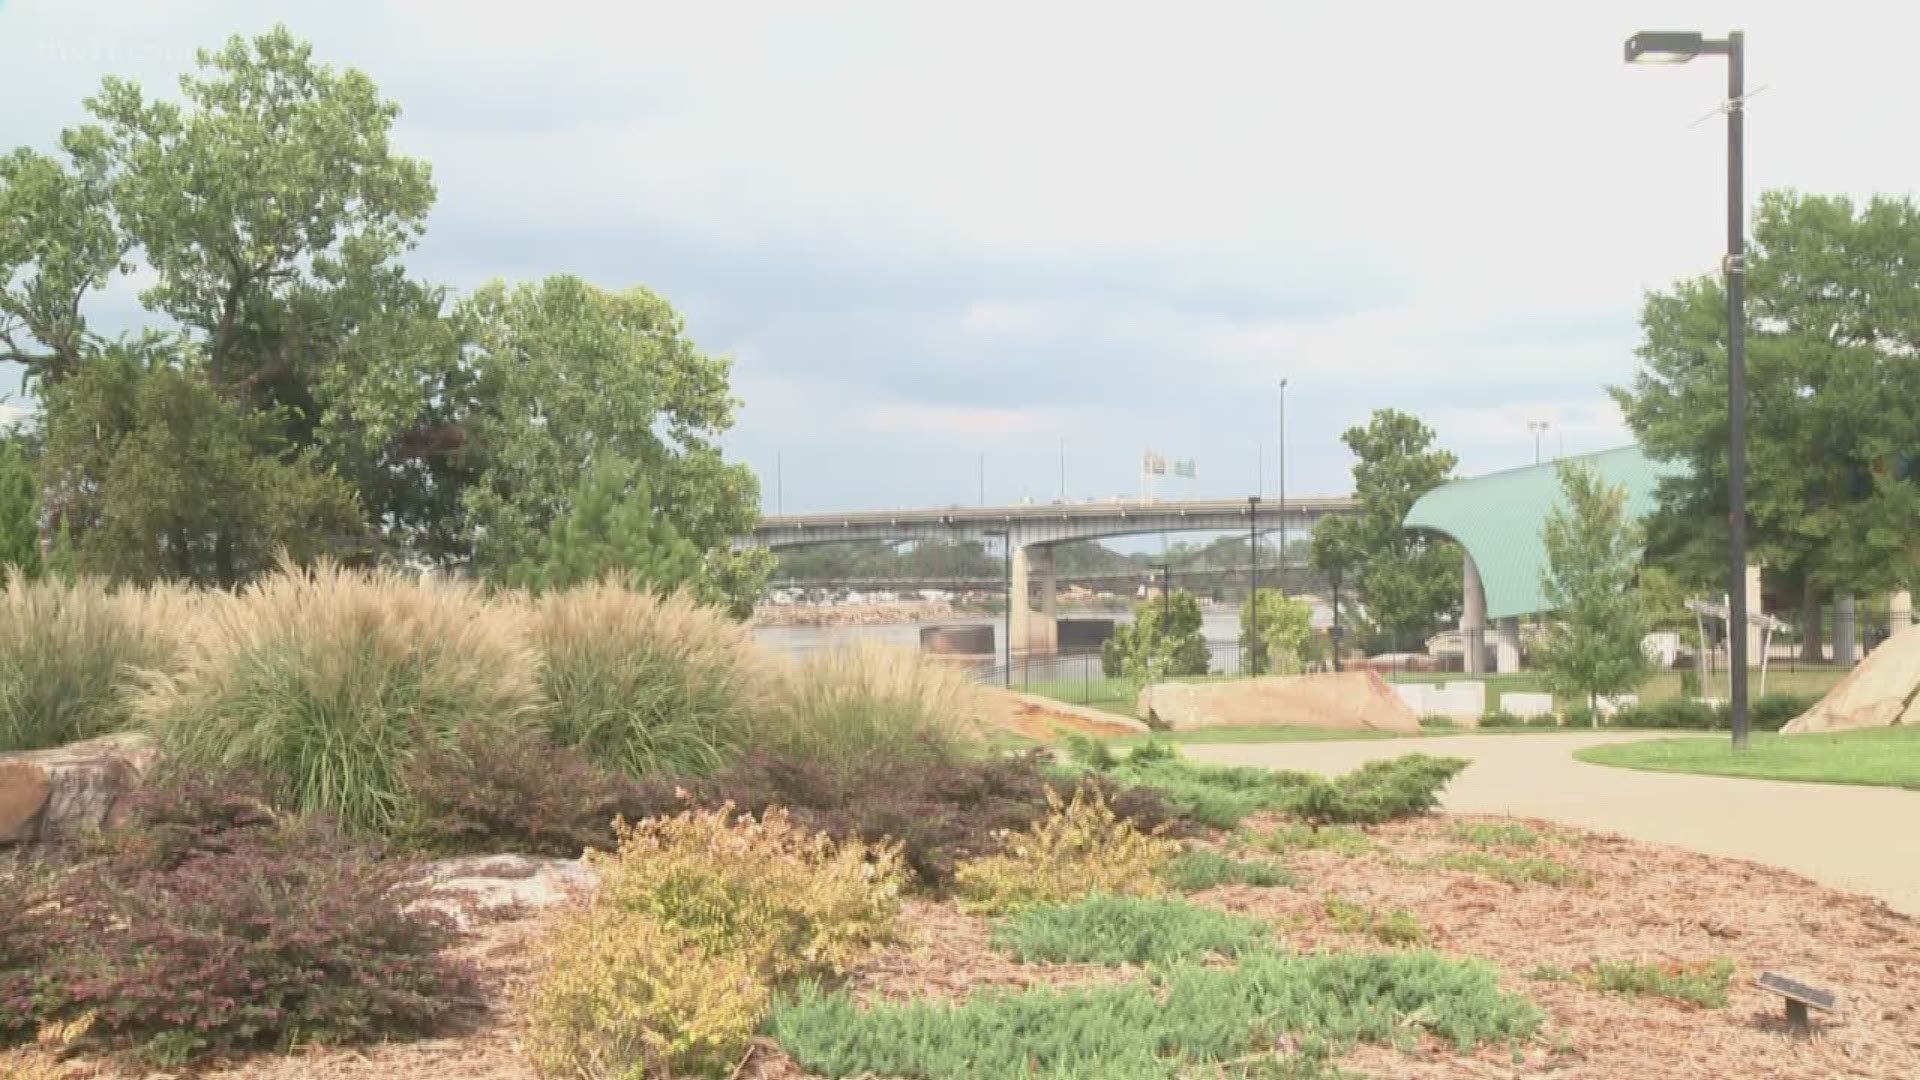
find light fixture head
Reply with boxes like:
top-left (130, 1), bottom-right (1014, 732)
top-left (1624, 30), bottom-right (1706, 63)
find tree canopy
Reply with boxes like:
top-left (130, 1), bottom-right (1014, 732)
top-left (1614, 190), bottom-right (1920, 616)
top-left (0, 28), bottom-right (763, 603)
top-left (1310, 409), bottom-right (1461, 651)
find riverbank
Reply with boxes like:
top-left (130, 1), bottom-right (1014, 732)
top-left (753, 599), bottom-right (957, 628)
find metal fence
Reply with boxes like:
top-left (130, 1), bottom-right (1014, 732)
top-left (974, 601), bottom-right (1915, 712)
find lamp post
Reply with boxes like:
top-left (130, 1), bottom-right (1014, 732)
top-left (1278, 378), bottom-right (1289, 593)
top-left (1625, 28), bottom-right (1750, 749)
top-left (1527, 420), bottom-right (1548, 466)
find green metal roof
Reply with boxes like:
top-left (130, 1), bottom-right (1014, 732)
top-left (1403, 445), bottom-right (1685, 621)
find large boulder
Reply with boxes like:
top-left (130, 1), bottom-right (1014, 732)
top-left (987, 689), bottom-right (1151, 740)
top-left (1136, 671), bottom-right (1421, 734)
top-left (0, 733), bottom-right (163, 844)
top-left (1783, 625), bottom-right (1920, 733)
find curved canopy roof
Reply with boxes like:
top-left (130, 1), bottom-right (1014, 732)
top-left (1403, 445), bottom-right (1684, 621)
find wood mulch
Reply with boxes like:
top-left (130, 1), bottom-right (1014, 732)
top-left (38, 815), bottom-right (1920, 1079)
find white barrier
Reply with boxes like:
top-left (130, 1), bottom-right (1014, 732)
top-left (1500, 692), bottom-right (1555, 720)
top-left (1392, 681), bottom-right (1487, 724)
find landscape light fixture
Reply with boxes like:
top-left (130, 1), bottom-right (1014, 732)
top-left (1624, 28), bottom-right (1751, 749)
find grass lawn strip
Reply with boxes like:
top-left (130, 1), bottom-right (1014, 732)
top-left (1573, 726), bottom-right (1920, 789)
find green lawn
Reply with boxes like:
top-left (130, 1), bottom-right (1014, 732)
top-left (1111, 725), bottom-right (1402, 746)
top-left (1574, 726), bottom-right (1920, 789)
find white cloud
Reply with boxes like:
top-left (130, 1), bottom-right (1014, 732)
top-left (959, 301), bottom-right (1045, 337)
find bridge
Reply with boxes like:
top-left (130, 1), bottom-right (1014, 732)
top-left (742, 497), bottom-right (1356, 656)
top-left (766, 566), bottom-right (1330, 595)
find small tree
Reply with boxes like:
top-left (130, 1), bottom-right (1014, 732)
top-left (1239, 588), bottom-right (1313, 674)
top-left (1101, 590), bottom-right (1210, 683)
top-left (0, 437), bottom-right (42, 580)
top-left (503, 456), bottom-right (706, 596)
top-left (1537, 462), bottom-right (1651, 722)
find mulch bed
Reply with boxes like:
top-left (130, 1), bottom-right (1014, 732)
top-left (47, 816), bottom-right (1920, 1080)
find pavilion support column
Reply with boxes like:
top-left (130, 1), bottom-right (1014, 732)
top-left (1835, 595), bottom-right (1858, 668)
top-left (1746, 564), bottom-right (1765, 669)
top-left (1010, 545), bottom-right (1032, 659)
top-left (1494, 617), bottom-right (1521, 674)
top-left (1461, 551), bottom-right (1487, 675)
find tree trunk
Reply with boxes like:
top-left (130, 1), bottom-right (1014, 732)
top-left (1799, 580), bottom-right (1825, 663)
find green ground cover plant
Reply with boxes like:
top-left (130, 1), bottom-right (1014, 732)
top-left (1425, 850), bottom-right (1589, 887)
top-left (769, 949), bottom-right (1543, 1078)
top-left (1254, 823), bottom-right (1379, 857)
top-left (1575, 725), bottom-right (1920, 789)
top-left (1446, 820), bottom-right (1542, 848)
top-left (1323, 896), bottom-right (1426, 946)
top-left (1076, 743), bottom-right (1468, 830)
top-left (1583, 957), bottom-right (1735, 1008)
top-left (989, 894), bottom-right (1274, 966)
top-left (1159, 847), bottom-right (1298, 891)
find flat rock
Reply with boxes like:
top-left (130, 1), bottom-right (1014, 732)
top-left (1137, 671), bottom-right (1421, 734)
top-left (410, 853), bottom-right (599, 929)
top-left (0, 733), bottom-right (162, 845)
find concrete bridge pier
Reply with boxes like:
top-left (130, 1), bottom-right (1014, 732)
top-left (1009, 543), bottom-right (1058, 659)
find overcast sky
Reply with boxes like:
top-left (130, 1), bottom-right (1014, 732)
top-left (4, 0), bottom-right (1916, 513)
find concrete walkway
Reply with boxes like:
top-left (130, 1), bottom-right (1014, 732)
top-left (1189, 731), bottom-right (1920, 916)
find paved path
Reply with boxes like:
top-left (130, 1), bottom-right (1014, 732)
top-left (1189, 731), bottom-right (1920, 916)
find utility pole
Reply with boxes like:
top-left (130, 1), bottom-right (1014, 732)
top-left (1527, 420), bottom-right (1548, 466)
top-left (1278, 378), bottom-right (1289, 594)
top-left (1059, 438), bottom-right (1066, 502)
top-left (776, 452), bottom-right (784, 515)
top-left (979, 451), bottom-right (986, 507)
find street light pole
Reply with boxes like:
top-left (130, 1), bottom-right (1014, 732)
top-left (1278, 378), bottom-right (1289, 594)
top-left (1527, 420), bottom-right (1548, 466)
top-left (1625, 28), bottom-right (1750, 749)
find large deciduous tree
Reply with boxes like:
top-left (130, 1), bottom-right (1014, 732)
top-left (1310, 409), bottom-right (1461, 652)
top-left (457, 275), bottom-right (766, 608)
top-left (1614, 190), bottom-right (1920, 638)
top-left (1536, 462), bottom-right (1650, 718)
top-left (1, 28), bottom-right (765, 603)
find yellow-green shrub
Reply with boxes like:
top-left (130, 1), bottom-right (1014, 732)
top-left (955, 783), bottom-right (1180, 913)
top-left (526, 805), bottom-right (907, 1079)
top-left (765, 643), bottom-right (987, 765)
top-left (591, 804), bottom-right (907, 984)
top-left (523, 907), bottom-right (767, 1080)
top-left (530, 579), bottom-right (771, 778)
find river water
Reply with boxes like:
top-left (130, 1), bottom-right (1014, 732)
top-left (752, 608), bottom-right (1251, 667)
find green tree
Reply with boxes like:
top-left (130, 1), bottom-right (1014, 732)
top-left (1614, 190), bottom-right (1920, 640)
top-left (458, 275), bottom-right (765, 612)
top-left (503, 456), bottom-right (704, 594)
top-left (1239, 588), bottom-right (1313, 674)
top-left (2, 29), bottom-right (765, 597)
top-left (38, 347), bottom-right (363, 585)
top-left (1536, 462), bottom-right (1650, 720)
top-left (1102, 590), bottom-right (1210, 683)
top-left (1310, 409), bottom-right (1461, 652)
top-left (0, 434), bottom-right (42, 579)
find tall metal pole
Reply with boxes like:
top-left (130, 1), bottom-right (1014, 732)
top-left (1726, 30), bottom-right (1750, 749)
top-left (979, 451), bottom-right (986, 507)
top-left (1249, 496), bottom-right (1261, 676)
top-left (776, 452), bottom-right (784, 515)
top-left (1278, 378), bottom-right (1288, 593)
top-left (1058, 438), bottom-right (1066, 502)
